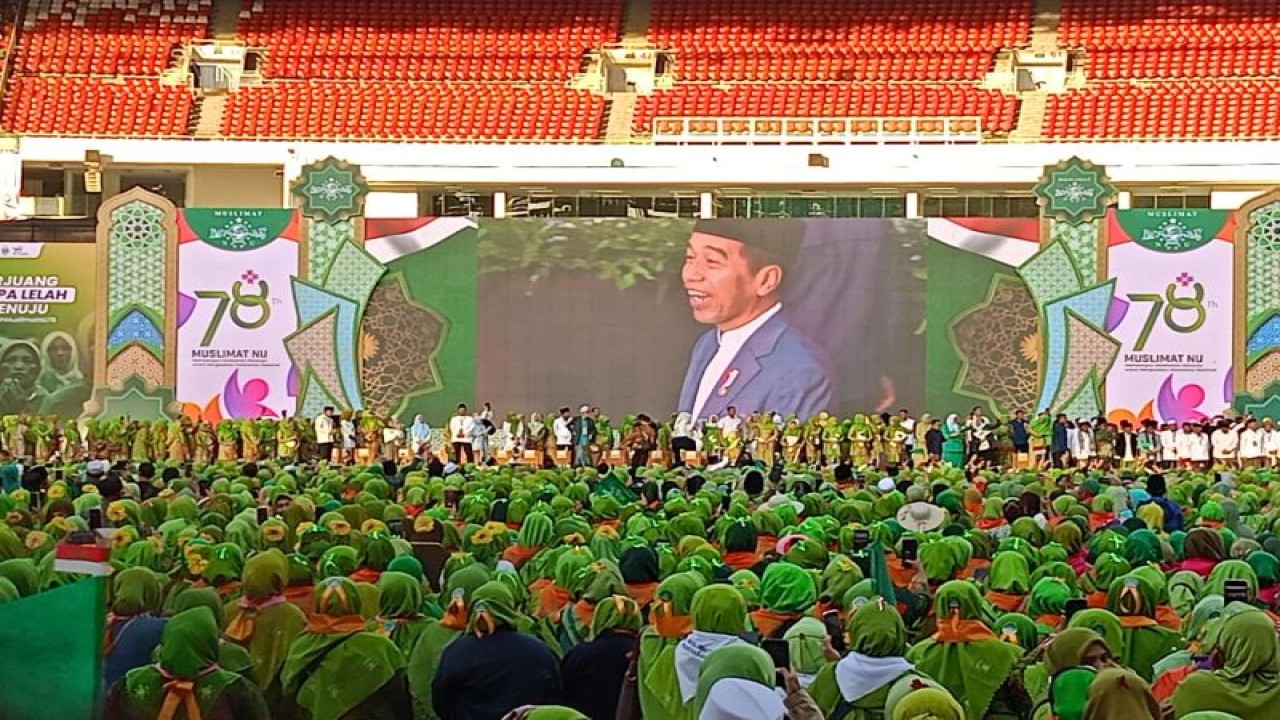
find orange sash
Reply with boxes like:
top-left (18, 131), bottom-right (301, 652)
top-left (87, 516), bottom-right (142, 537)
top-left (1155, 604), bottom-right (1182, 631)
top-left (625, 582), bottom-right (658, 608)
top-left (305, 614), bottom-right (368, 634)
top-left (750, 609), bottom-right (801, 638)
top-left (536, 584), bottom-right (572, 619)
top-left (985, 590), bottom-right (1026, 613)
top-left (934, 617), bottom-right (998, 643)
top-left (1086, 591), bottom-right (1109, 609)
top-left (1116, 615), bottom-right (1158, 628)
top-left (501, 544), bottom-right (540, 569)
top-left (156, 679), bottom-right (203, 720)
top-left (722, 550), bottom-right (761, 571)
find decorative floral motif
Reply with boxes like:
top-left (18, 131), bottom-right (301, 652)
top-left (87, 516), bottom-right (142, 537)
top-left (292, 157), bottom-right (368, 222)
top-left (1034, 157), bottom-right (1117, 224)
top-left (208, 217), bottom-right (269, 249)
top-left (108, 200), bottom-right (167, 319)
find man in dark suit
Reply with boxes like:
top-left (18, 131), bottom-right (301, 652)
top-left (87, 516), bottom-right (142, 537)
top-left (678, 219), bottom-right (832, 420)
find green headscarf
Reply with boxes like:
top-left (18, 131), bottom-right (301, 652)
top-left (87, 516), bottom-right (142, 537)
top-left (1068, 609), bottom-right (1127, 662)
top-left (759, 561), bottom-right (817, 615)
top-left (0, 558), bottom-right (40, 597)
top-left (847, 598), bottom-right (908, 657)
top-left (692, 643), bottom-right (775, 718)
top-left (120, 607), bottom-right (261, 720)
top-left (376, 570), bottom-right (430, 657)
top-left (906, 581), bottom-right (1020, 720)
top-left (1206, 560), bottom-right (1259, 602)
top-left (281, 577), bottom-right (407, 720)
top-left (988, 551), bottom-right (1032, 594)
top-left (691, 584), bottom-right (748, 635)
top-left (111, 566), bottom-right (163, 616)
top-left (469, 580), bottom-right (521, 636)
top-left (1173, 610), bottom-right (1280, 720)
top-left (1026, 577), bottom-right (1075, 626)
top-left (994, 612), bottom-right (1040, 652)
top-left (591, 594), bottom-right (643, 638)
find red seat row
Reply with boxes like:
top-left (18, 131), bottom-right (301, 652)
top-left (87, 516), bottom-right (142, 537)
top-left (16, 9), bottom-right (209, 76)
top-left (220, 81), bottom-right (607, 140)
top-left (1044, 80), bottom-right (1280, 140)
top-left (633, 84), bottom-right (1019, 134)
top-left (0, 76), bottom-right (193, 135)
top-left (238, 0), bottom-right (623, 81)
top-left (649, 0), bottom-right (1030, 81)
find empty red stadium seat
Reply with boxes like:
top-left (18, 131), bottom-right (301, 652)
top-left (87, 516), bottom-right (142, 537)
top-left (220, 81), bottom-right (607, 141)
top-left (1, 76), bottom-right (193, 136)
top-left (1044, 80), bottom-right (1280, 140)
top-left (649, 0), bottom-right (1031, 82)
top-left (633, 84), bottom-right (1019, 135)
top-left (237, 0), bottom-right (623, 82)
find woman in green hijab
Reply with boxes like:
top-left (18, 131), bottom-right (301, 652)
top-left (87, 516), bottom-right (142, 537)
top-left (221, 549), bottom-right (307, 715)
top-left (638, 571), bottom-right (705, 720)
top-left (106, 607), bottom-right (269, 720)
top-left (104, 566), bottom-right (168, 690)
top-left (1172, 609), bottom-right (1280, 720)
top-left (281, 577), bottom-right (410, 720)
top-left (408, 562), bottom-right (491, 719)
top-left (692, 643), bottom-right (785, 719)
top-left (1105, 574), bottom-right (1184, 680)
top-left (167, 587), bottom-right (255, 678)
top-left (810, 598), bottom-right (921, 720)
top-left (987, 551), bottom-right (1032, 613)
top-left (907, 580), bottom-right (1024, 720)
top-left (667, 585), bottom-right (749, 706)
top-left (376, 570), bottom-right (431, 658)
top-left (753, 561), bottom-right (817, 638)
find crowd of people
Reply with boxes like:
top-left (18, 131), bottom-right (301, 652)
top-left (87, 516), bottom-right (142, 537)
top-left (1, 404), bottom-right (1280, 719)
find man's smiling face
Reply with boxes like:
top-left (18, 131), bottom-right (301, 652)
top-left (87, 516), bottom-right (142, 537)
top-left (681, 231), bottom-right (779, 331)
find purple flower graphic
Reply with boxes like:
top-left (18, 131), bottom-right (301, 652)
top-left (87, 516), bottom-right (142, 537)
top-left (222, 370), bottom-right (277, 419)
top-left (1175, 272), bottom-right (1195, 287)
top-left (241, 270), bottom-right (260, 284)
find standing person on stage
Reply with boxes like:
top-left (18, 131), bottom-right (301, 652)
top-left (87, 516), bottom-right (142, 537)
top-left (1240, 417), bottom-right (1265, 468)
top-left (449, 404), bottom-right (476, 465)
top-left (1051, 413), bottom-right (1071, 469)
top-left (471, 407), bottom-right (493, 465)
top-left (718, 406), bottom-right (743, 464)
top-left (1211, 419), bottom-right (1239, 469)
top-left (553, 407), bottom-right (573, 462)
top-left (1159, 422), bottom-right (1179, 469)
top-left (569, 405), bottom-right (595, 468)
top-left (1263, 417), bottom-right (1280, 468)
top-left (1008, 409), bottom-right (1029, 464)
top-left (899, 408), bottom-right (917, 467)
top-left (313, 406), bottom-right (336, 463)
top-left (409, 414), bottom-right (432, 459)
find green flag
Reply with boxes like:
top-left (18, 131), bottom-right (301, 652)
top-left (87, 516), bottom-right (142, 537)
top-left (0, 578), bottom-right (105, 720)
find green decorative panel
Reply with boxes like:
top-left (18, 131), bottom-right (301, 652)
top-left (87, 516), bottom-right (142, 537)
top-left (1050, 220), bottom-right (1100, 283)
top-left (307, 218), bottom-right (353, 280)
top-left (1247, 202), bottom-right (1280, 324)
top-left (107, 201), bottom-right (167, 319)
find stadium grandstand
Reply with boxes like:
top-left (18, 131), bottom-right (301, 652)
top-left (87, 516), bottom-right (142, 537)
top-left (0, 0), bottom-right (1276, 216)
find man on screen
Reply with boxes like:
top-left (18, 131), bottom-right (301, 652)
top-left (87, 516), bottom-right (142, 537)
top-left (678, 219), bottom-right (832, 421)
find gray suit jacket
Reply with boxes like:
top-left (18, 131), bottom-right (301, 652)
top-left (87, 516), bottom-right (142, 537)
top-left (678, 310), bottom-right (833, 419)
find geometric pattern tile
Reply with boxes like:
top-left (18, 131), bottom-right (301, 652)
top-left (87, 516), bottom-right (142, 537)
top-left (1018, 240), bottom-right (1083, 309)
top-left (1246, 350), bottom-right (1280, 397)
top-left (1248, 202), bottom-right (1280, 322)
top-left (107, 307), bottom-right (163, 355)
top-left (106, 345), bottom-right (165, 388)
top-left (284, 310), bottom-right (350, 408)
top-left (292, 279), bottom-right (362, 409)
top-left (1247, 312), bottom-right (1280, 358)
top-left (1051, 311), bottom-right (1121, 411)
top-left (1039, 281), bottom-right (1116, 413)
top-left (307, 218), bottom-right (351, 281)
top-left (108, 200), bottom-right (167, 320)
top-left (1051, 220), bottom-right (1100, 283)
top-left (321, 239), bottom-right (385, 311)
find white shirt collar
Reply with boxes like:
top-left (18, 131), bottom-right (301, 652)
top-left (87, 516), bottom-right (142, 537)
top-left (717, 303), bottom-right (782, 347)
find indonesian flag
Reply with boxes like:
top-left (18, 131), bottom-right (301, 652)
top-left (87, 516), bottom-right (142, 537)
top-left (363, 217), bottom-right (476, 263)
top-left (926, 218), bottom-right (1041, 267)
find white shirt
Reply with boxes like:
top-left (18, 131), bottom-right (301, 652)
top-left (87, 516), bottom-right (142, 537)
top-left (1072, 428), bottom-right (1094, 458)
top-left (553, 416), bottom-right (572, 445)
top-left (692, 304), bottom-right (782, 421)
top-left (313, 414), bottom-right (334, 444)
top-left (1188, 433), bottom-right (1211, 462)
top-left (1212, 428), bottom-right (1239, 458)
top-left (1240, 428), bottom-right (1264, 458)
top-left (901, 417), bottom-right (916, 445)
top-left (1160, 429), bottom-right (1179, 460)
top-left (449, 414), bottom-right (475, 444)
top-left (1264, 428), bottom-right (1280, 454)
top-left (718, 415), bottom-right (743, 436)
